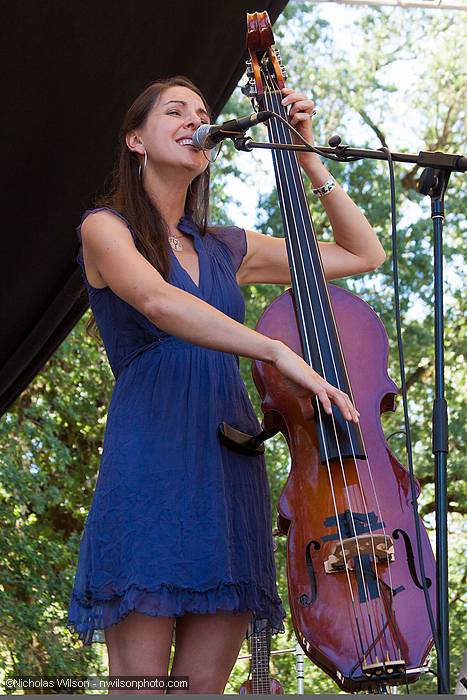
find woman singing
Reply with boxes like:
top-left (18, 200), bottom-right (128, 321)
top-left (67, 76), bottom-right (385, 694)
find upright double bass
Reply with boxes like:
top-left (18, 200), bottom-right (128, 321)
top-left (245, 11), bottom-right (436, 693)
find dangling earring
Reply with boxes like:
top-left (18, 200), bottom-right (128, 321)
top-left (138, 147), bottom-right (147, 181)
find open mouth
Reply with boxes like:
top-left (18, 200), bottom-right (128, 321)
top-left (177, 138), bottom-right (195, 147)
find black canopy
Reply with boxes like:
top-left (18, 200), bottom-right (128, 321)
top-left (0, 1), bottom-right (287, 416)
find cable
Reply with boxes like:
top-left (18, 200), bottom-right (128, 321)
top-left (386, 430), bottom-right (407, 443)
top-left (249, 110), bottom-right (361, 162)
top-left (381, 145), bottom-right (449, 695)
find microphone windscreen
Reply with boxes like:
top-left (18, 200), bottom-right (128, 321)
top-left (192, 124), bottom-right (213, 150)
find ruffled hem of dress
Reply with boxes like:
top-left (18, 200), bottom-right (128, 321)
top-left (67, 580), bottom-right (286, 646)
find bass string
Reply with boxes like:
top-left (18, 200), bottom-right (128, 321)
top-left (276, 88), bottom-right (401, 657)
top-left (325, 297), bottom-right (401, 656)
top-left (264, 75), bottom-right (402, 662)
top-left (265, 81), bottom-right (401, 664)
top-left (262, 69), bottom-right (399, 619)
top-left (264, 87), bottom-right (386, 664)
top-left (261, 76), bottom-right (377, 664)
top-left (288, 125), bottom-right (400, 633)
top-left (263, 71), bottom-right (396, 663)
top-left (264, 82), bottom-right (399, 662)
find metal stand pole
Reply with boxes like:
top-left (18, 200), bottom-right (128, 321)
top-left (419, 167), bottom-right (452, 693)
top-left (295, 641), bottom-right (305, 694)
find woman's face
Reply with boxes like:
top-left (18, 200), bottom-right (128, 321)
top-left (138, 85), bottom-right (211, 178)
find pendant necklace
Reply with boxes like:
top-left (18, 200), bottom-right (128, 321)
top-left (168, 233), bottom-right (184, 252)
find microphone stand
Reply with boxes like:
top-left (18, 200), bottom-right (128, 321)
top-left (234, 134), bottom-right (466, 694)
top-left (233, 136), bottom-right (467, 172)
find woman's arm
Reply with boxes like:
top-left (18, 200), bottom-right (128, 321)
top-left (81, 210), bottom-right (359, 422)
top-left (237, 88), bottom-right (386, 286)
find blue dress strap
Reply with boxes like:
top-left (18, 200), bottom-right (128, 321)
top-left (209, 226), bottom-right (247, 272)
top-left (75, 207), bottom-right (137, 289)
top-left (76, 207), bottom-right (136, 246)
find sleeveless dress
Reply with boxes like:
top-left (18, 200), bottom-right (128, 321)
top-left (67, 207), bottom-right (286, 645)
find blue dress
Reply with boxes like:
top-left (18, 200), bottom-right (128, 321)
top-left (67, 207), bottom-right (286, 645)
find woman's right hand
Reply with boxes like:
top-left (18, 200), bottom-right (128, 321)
top-left (270, 341), bottom-right (360, 423)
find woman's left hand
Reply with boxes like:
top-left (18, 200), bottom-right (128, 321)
top-left (281, 87), bottom-right (317, 169)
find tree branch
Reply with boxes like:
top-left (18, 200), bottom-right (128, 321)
top-left (357, 108), bottom-right (388, 148)
top-left (450, 569), bottom-right (467, 606)
top-left (405, 362), bottom-right (432, 390)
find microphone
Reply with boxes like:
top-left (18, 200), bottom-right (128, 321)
top-left (192, 111), bottom-right (273, 150)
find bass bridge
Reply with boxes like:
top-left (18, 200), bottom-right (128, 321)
top-left (324, 534), bottom-right (395, 574)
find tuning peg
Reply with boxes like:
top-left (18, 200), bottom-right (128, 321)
top-left (241, 78), bottom-right (257, 98)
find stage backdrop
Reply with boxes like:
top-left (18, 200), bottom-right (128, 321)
top-left (0, 0), bottom-right (288, 416)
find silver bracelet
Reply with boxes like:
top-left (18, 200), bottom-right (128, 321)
top-left (312, 175), bottom-right (336, 198)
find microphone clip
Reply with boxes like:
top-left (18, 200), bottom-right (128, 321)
top-left (232, 136), bottom-right (254, 152)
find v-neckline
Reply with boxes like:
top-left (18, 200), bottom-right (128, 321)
top-left (170, 214), bottom-right (202, 291)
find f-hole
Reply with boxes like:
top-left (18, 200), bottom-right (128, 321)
top-left (300, 540), bottom-right (321, 606)
top-left (393, 528), bottom-right (432, 590)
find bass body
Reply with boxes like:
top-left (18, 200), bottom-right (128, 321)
top-left (253, 285), bottom-right (436, 692)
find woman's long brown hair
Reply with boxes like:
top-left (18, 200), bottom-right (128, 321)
top-left (85, 76), bottom-right (211, 338)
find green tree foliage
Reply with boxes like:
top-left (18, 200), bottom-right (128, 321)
top-left (0, 2), bottom-right (465, 693)
top-left (0, 321), bottom-right (113, 685)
